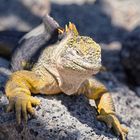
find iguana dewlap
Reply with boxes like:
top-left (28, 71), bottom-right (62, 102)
top-left (5, 22), bottom-right (128, 140)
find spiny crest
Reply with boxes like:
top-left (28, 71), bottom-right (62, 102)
top-left (58, 22), bottom-right (101, 55)
top-left (58, 22), bottom-right (79, 36)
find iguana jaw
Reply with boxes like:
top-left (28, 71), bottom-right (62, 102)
top-left (53, 41), bottom-right (101, 74)
top-left (58, 58), bottom-right (101, 75)
top-left (71, 57), bottom-right (101, 72)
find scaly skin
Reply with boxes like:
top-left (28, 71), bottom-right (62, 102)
top-left (5, 23), bottom-right (128, 140)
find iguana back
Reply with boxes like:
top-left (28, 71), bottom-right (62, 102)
top-left (11, 15), bottom-right (60, 71)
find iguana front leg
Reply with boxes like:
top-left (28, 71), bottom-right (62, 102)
top-left (5, 70), bottom-right (60, 124)
top-left (79, 78), bottom-right (128, 140)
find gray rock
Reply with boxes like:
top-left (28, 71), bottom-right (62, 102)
top-left (121, 27), bottom-right (140, 86)
top-left (135, 86), bottom-right (140, 97)
top-left (0, 58), bottom-right (10, 68)
top-left (101, 42), bottom-right (127, 83)
top-left (0, 0), bottom-right (50, 31)
top-left (0, 72), bottom-right (140, 140)
top-left (0, 58), bottom-right (11, 88)
top-left (1, 0), bottom-right (140, 139)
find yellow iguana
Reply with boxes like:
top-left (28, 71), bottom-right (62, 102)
top-left (3, 21), bottom-right (128, 140)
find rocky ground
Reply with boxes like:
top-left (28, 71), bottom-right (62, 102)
top-left (0, 0), bottom-right (140, 140)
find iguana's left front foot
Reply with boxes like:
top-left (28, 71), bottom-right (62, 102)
top-left (97, 113), bottom-right (128, 140)
top-left (82, 78), bottom-right (128, 140)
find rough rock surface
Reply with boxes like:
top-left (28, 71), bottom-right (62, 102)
top-left (0, 69), bottom-right (140, 140)
top-left (0, 0), bottom-right (50, 31)
top-left (121, 27), bottom-right (140, 86)
top-left (101, 42), bottom-right (126, 83)
top-left (0, 58), bottom-right (10, 87)
top-left (0, 0), bottom-right (140, 140)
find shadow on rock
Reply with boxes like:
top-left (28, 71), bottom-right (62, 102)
top-left (50, 94), bottom-right (116, 139)
top-left (0, 0), bottom-right (42, 30)
top-left (0, 93), bottom-right (116, 140)
top-left (51, 0), bottom-right (128, 44)
top-left (121, 26), bottom-right (140, 87)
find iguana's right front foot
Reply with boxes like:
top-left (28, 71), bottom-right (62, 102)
top-left (5, 71), bottom-right (43, 124)
top-left (7, 92), bottom-right (40, 124)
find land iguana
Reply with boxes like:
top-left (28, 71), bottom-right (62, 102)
top-left (1, 16), bottom-right (128, 140)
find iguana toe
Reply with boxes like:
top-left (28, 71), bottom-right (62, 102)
top-left (97, 114), bottom-right (128, 140)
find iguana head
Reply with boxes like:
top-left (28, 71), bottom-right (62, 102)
top-left (54, 22), bottom-right (101, 75)
top-left (46, 22), bottom-right (102, 94)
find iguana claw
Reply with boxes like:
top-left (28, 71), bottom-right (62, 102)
top-left (7, 93), bottom-right (40, 124)
top-left (97, 114), bottom-right (128, 140)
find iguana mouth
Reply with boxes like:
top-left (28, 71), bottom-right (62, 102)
top-left (72, 60), bottom-right (101, 71)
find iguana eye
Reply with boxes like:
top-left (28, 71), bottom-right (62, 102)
top-left (76, 50), bottom-right (80, 55)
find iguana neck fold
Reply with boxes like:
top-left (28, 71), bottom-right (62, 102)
top-left (38, 45), bottom-right (94, 95)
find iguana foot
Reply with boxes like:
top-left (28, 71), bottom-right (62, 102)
top-left (7, 92), bottom-right (40, 124)
top-left (97, 114), bottom-right (128, 140)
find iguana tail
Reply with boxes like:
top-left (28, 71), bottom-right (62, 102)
top-left (11, 14), bottom-right (60, 71)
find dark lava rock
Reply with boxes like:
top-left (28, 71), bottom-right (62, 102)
top-left (0, 0), bottom-right (50, 31)
top-left (0, 68), bottom-right (140, 140)
top-left (121, 27), bottom-right (140, 86)
top-left (0, 58), bottom-right (11, 88)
